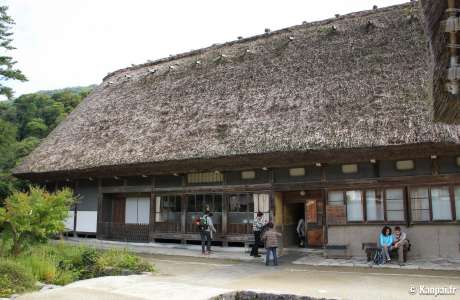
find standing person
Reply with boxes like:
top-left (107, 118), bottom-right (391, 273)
top-left (378, 226), bottom-right (394, 263)
top-left (250, 212), bottom-right (267, 257)
top-left (296, 218), bottom-right (305, 247)
top-left (262, 222), bottom-right (282, 266)
top-left (392, 226), bottom-right (409, 265)
top-left (198, 210), bottom-right (216, 255)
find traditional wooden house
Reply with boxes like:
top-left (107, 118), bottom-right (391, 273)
top-left (14, 2), bottom-right (460, 258)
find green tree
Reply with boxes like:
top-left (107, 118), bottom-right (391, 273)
top-left (0, 119), bottom-right (17, 171)
top-left (0, 5), bottom-right (26, 99)
top-left (25, 118), bottom-right (47, 138)
top-left (0, 187), bottom-right (75, 256)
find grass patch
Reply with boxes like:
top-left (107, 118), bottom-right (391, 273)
top-left (0, 260), bottom-right (35, 297)
top-left (0, 241), bottom-right (155, 297)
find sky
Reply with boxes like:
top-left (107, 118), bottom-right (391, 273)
top-left (3, 0), bottom-right (408, 98)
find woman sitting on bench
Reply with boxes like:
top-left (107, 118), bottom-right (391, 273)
top-left (379, 226), bottom-right (394, 263)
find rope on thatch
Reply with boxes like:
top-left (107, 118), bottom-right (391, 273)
top-left (445, 0), bottom-right (460, 95)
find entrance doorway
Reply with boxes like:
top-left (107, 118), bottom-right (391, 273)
top-left (284, 202), bottom-right (305, 247)
top-left (283, 190), bottom-right (324, 248)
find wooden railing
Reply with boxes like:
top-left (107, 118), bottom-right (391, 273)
top-left (97, 222), bottom-right (150, 242)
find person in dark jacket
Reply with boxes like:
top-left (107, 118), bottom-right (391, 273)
top-left (261, 222), bottom-right (282, 266)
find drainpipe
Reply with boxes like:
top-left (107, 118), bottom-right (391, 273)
top-left (447, 0), bottom-right (459, 95)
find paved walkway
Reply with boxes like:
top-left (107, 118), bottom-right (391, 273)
top-left (17, 253), bottom-right (460, 300)
top-left (292, 255), bottom-right (460, 271)
top-left (63, 238), bottom-right (460, 272)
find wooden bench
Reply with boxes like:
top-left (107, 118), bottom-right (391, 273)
top-left (362, 242), bottom-right (411, 262)
top-left (325, 244), bottom-right (348, 258)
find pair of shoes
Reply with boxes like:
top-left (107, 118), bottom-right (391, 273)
top-left (399, 262), bottom-right (405, 266)
top-left (254, 254), bottom-right (261, 258)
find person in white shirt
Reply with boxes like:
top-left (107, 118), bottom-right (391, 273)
top-left (251, 212), bottom-right (267, 257)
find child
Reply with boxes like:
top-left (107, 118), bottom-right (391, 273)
top-left (261, 222), bottom-right (282, 266)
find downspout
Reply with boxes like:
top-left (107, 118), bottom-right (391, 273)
top-left (447, 0), bottom-right (459, 94)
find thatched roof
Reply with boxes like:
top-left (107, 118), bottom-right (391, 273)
top-left (14, 2), bottom-right (460, 178)
top-left (420, 0), bottom-right (460, 123)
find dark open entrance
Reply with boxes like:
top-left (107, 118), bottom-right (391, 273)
top-left (284, 202), bottom-right (305, 247)
top-left (283, 190), bottom-right (325, 248)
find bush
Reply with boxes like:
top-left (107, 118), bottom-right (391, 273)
top-left (94, 249), bottom-right (154, 276)
top-left (0, 243), bottom-right (155, 296)
top-left (0, 260), bottom-right (35, 297)
top-left (0, 187), bottom-right (75, 256)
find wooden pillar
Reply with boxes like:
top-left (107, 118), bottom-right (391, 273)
top-left (222, 193), bottom-right (228, 246)
top-left (73, 180), bottom-right (79, 238)
top-left (96, 178), bottom-right (102, 239)
top-left (149, 176), bottom-right (156, 242)
top-left (181, 194), bottom-right (187, 244)
top-left (274, 192), bottom-right (284, 255)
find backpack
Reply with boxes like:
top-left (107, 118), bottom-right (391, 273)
top-left (373, 249), bottom-right (384, 265)
top-left (197, 215), bottom-right (209, 231)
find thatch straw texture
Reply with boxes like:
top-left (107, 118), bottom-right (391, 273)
top-left (14, 3), bottom-right (460, 177)
top-left (420, 0), bottom-right (460, 123)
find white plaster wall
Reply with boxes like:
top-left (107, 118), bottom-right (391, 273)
top-left (327, 225), bottom-right (460, 258)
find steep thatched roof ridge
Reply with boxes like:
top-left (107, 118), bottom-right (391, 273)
top-left (13, 2), bottom-right (460, 176)
top-left (103, 3), bottom-right (412, 82)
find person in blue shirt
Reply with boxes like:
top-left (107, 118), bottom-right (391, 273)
top-left (379, 226), bottom-right (394, 263)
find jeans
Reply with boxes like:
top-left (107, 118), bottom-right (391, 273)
top-left (200, 231), bottom-right (212, 253)
top-left (394, 240), bottom-right (409, 263)
top-left (381, 245), bottom-right (392, 261)
top-left (266, 247), bottom-right (278, 266)
top-left (250, 231), bottom-right (261, 256)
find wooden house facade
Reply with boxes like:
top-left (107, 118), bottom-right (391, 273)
top-left (14, 2), bottom-right (460, 258)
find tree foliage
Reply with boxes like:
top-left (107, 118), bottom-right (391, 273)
top-left (0, 187), bottom-right (75, 256)
top-left (0, 86), bottom-right (93, 202)
top-left (0, 5), bottom-right (27, 99)
top-left (0, 4), bottom-right (94, 203)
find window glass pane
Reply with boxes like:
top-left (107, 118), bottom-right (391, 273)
top-left (410, 187), bottom-right (430, 221)
top-left (137, 197), bottom-right (150, 224)
top-left (346, 190), bottom-right (363, 221)
top-left (254, 194), bottom-right (270, 213)
top-left (455, 187), bottom-right (460, 220)
top-left (196, 194), bottom-right (204, 212)
top-left (366, 190), bottom-right (384, 221)
top-left (385, 188), bottom-right (405, 221)
top-left (156, 195), bottom-right (181, 223)
top-left (214, 194), bottom-right (223, 212)
top-left (328, 191), bottom-right (344, 206)
top-left (431, 187), bottom-right (452, 220)
top-left (204, 194), bottom-right (213, 211)
top-left (125, 197), bottom-right (138, 224)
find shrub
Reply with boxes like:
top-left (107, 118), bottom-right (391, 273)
top-left (0, 260), bottom-right (35, 297)
top-left (0, 187), bottom-right (75, 256)
top-left (16, 252), bottom-right (58, 283)
top-left (95, 249), bottom-right (154, 276)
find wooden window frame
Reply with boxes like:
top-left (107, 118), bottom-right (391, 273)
top-left (409, 185), bottom-right (455, 224)
top-left (327, 187), bottom-right (407, 225)
top-left (364, 189), bottom-right (385, 224)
